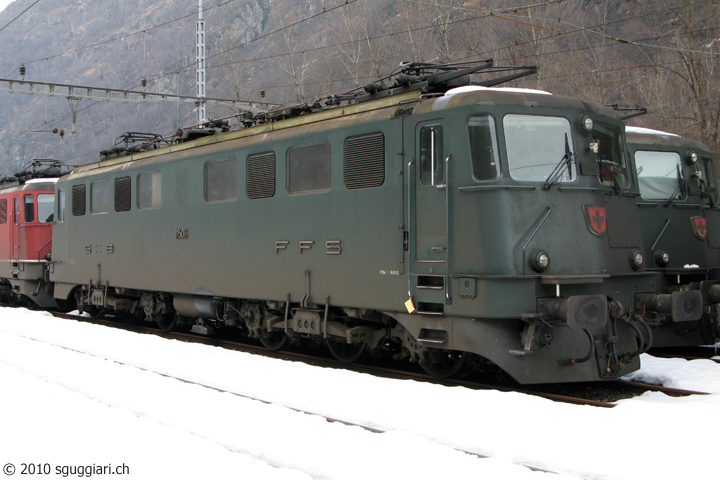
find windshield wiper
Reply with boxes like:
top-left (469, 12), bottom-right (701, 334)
top-left (543, 133), bottom-right (575, 190)
top-left (664, 164), bottom-right (685, 206)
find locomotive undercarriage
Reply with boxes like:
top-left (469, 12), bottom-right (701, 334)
top-left (74, 283), bottom-right (502, 377)
top-left (393, 293), bottom-right (653, 383)
top-left (638, 275), bottom-right (720, 347)
top-left (0, 262), bottom-right (56, 309)
top-left (73, 281), bottom-right (662, 383)
top-left (76, 285), bottom-right (402, 362)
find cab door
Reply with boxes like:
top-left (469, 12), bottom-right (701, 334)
top-left (406, 119), bottom-right (450, 313)
top-left (414, 121), bottom-right (448, 264)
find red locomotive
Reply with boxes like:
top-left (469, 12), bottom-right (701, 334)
top-left (0, 160), bottom-right (68, 308)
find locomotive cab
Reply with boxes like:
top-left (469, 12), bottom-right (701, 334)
top-left (628, 126), bottom-right (720, 346)
top-left (0, 177), bottom-right (58, 308)
top-left (399, 86), bottom-right (658, 382)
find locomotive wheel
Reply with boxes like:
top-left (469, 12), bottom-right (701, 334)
top-left (156, 313), bottom-right (177, 332)
top-left (325, 339), bottom-right (367, 363)
top-left (420, 349), bottom-right (469, 378)
top-left (7, 292), bottom-right (20, 307)
top-left (260, 332), bottom-right (291, 351)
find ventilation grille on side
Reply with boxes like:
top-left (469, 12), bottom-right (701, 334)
top-left (114, 176), bottom-right (131, 212)
top-left (247, 152), bottom-right (276, 199)
top-left (72, 185), bottom-right (86, 216)
top-left (344, 132), bottom-right (385, 190)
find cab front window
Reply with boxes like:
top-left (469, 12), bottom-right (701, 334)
top-left (635, 151), bottom-right (683, 200)
top-left (504, 115), bottom-right (576, 183)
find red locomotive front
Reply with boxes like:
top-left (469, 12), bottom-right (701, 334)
top-left (0, 177), bottom-right (58, 308)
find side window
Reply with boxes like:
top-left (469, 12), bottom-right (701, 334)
top-left (468, 115), bottom-right (500, 181)
top-left (205, 158), bottom-right (237, 203)
top-left (0, 198), bottom-right (6, 224)
top-left (24, 194), bottom-right (35, 222)
top-left (593, 122), bottom-right (629, 188)
top-left (138, 171), bottom-right (162, 209)
top-left (57, 189), bottom-right (66, 222)
top-left (38, 194), bottom-right (54, 223)
top-left (115, 176), bottom-right (132, 212)
top-left (247, 152), bottom-right (276, 199)
top-left (14, 197), bottom-right (19, 225)
top-left (420, 125), bottom-right (444, 186)
top-left (344, 132), bottom-right (385, 189)
top-left (288, 142), bottom-right (331, 195)
top-left (699, 156), bottom-right (719, 204)
top-left (91, 180), bottom-right (110, 214)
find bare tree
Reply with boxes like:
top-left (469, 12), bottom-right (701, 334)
top-left (655, 0), bottom-right (720, 157)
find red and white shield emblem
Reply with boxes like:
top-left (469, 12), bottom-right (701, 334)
top-left (691, 216), bottom-right (707, 240)
top-left (583, 205), bottom-right (607, 237)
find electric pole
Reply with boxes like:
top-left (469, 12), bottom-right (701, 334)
top-left (196, 0), bottom-right (206, 125)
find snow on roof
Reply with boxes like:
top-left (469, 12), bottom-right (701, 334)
top-left (24, 177), bottom-right (60, 184)
top-left (444, 85), bottom-right (552, 96)
top-left (626, 126), bottom-right (679, 137)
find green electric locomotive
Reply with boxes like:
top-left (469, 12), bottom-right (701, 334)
top-left (49, 63), bottom-right (677, 383)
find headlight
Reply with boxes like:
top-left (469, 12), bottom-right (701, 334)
top-left (687, 150), bottom-right (698, 165)
top-left (582, 116), bottom-right (594, 132)
top-left (654, 249), bottom-right (670, 267)
top-left (531, 250), bottom-right (550, 272)
top-left (630, 250), bottom-right (644, 269)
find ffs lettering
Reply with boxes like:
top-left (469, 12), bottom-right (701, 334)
top-left (275, 240), bottom-right (342, 255)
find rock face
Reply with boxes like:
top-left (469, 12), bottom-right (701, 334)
top-left (0, 0), bottom-right (275, 172)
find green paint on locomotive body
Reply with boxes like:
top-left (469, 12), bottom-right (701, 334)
top-left (627, 127), bottom-right (720, 346)
top-left (50, 86), bottom-right (660, 383)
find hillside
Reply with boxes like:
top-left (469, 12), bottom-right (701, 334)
top-left (0, 0), bottom-right (717, 173)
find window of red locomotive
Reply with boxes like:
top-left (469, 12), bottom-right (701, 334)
top-left (18, 193), bottom-right (54, 223)
top-left (0, 198), bottom-right (6, 224)
top-left (24, 194), bottom-right (35, 222)
top-left (38, 194), bottom-right (54, 222)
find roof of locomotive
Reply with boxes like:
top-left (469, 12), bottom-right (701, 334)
top-left (414, 85), bottom-right (619, 118)
top-left (71, 85), bottom-right (622, 177)
top-left (626, 126), bottom-right (712, 156)
top-left (0, 177), bottom-right (59, 193)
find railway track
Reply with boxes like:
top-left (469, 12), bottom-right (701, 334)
top-left (51, 311), bottom-right (710, 408)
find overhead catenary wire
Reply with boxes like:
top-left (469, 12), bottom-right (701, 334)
top-left (3, 0), bottom-right (239, 78)
top-left (0, 0), bottom-right (716, 161)
top-left (0, 0), bottom-right (40, 35)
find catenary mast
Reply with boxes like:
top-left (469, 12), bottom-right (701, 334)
top-left (196, 0), bottom-right (206, 125)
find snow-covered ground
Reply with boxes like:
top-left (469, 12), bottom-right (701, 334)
top-left (0, 307), bottom-right (718, 480)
